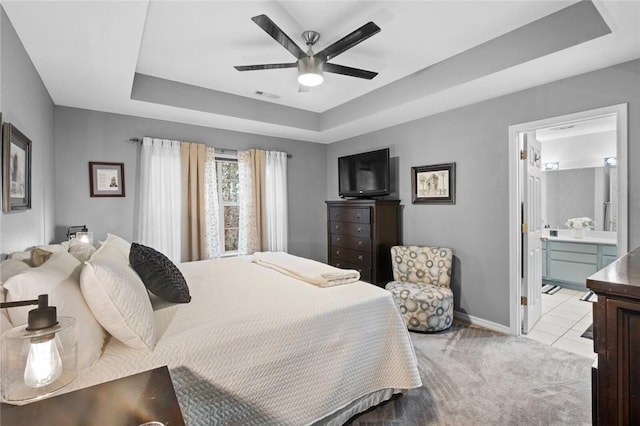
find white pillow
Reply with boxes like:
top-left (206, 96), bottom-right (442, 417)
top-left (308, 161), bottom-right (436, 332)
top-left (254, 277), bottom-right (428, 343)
top-left (100, 233), bottom-right (132, 259)
top-left (1, 259), bottom-right (31, 332)
top-left (7, 243), bottom-right (69, 267)
top-left (3, 252), bottom-right (107, 370)
top-left (36, 242), bottom-right (70, 253)
top-left (67, 239), bottom-right (97, 263)
top-left (80, 243), bottom-right (155, 350)
top-left (1, 258), bottom-right (31, 283)
top-left (0, 285), bottom-right (13, 334)
top-left (8, 251), bottom-right (33, 265)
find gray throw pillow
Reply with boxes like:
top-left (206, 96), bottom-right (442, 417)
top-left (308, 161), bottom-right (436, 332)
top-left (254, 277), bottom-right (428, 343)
top-left (129, 243), bottom-right (191, 303)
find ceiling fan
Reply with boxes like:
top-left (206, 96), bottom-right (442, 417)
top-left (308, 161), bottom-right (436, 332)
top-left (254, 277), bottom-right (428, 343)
top-left (234, 14), bottom-right (381, 88)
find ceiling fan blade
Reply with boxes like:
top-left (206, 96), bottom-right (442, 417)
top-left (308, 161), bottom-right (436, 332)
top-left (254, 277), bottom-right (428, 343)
top-left (324, 63), bottom-right (378, 80)
top-left (234, 63), bottom-right (297, 71)
top-left (316, 21), bottom-right (380, 62)
top-left (251, 14), bottom-right (306, 60)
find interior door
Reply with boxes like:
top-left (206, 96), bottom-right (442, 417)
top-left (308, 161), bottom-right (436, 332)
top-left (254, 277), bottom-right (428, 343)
top-left (522, 131), bottom-right (543, 333)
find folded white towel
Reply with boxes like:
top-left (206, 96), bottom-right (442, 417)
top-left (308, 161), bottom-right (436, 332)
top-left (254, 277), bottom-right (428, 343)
top-left (252, 251), bottom-right (360, 287)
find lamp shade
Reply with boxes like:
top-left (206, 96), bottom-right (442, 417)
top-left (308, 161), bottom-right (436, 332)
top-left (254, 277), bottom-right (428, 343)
top-left (297, 56), bottom-right (324, 87)
top-left (1, 317), bottom-right (77, 402)
top-left (75, 231), bottom-right (94, 245)
top-left (66, 225), bottom-right (88, 241)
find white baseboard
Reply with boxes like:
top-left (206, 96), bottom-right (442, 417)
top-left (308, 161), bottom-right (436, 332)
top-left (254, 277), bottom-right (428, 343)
top-left (454, 311), bottom-right (512, 335)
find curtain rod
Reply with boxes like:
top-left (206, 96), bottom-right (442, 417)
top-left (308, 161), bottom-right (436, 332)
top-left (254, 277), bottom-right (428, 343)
top-left (127, 138), bottom-right (292, 158)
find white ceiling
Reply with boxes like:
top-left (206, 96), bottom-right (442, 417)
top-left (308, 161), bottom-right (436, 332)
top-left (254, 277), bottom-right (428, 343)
top-left (3, 0), bottom-right (640, 144)
top-left (538, 115), bottom-right (617, 169)
top-left (536, 115), bottom-right (617, 141)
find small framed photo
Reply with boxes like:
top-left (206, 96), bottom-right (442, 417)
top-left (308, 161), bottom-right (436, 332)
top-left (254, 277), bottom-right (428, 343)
top-left (89, 162), bottom-right (125, 197)
top-left (2, 122), bottom-right (32, 212)
top-left (411, 162), bottom-right (456, 204)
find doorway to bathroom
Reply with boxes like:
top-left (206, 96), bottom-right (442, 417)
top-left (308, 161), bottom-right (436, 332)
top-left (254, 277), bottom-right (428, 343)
top-left (507, 104), bottom-right (628, 350)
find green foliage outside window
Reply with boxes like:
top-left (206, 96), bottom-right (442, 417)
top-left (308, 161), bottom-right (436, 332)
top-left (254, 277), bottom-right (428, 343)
top-left (218, 160), bottom-right (239, 252)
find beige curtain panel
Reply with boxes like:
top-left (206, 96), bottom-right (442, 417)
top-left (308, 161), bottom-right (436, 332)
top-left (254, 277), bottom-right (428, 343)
top-left (251, 149), bottom-right (268, 251)
top-left (181, 142), bottom-right (207, 262)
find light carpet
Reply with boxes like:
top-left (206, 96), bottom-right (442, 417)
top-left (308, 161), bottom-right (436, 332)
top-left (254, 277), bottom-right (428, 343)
top-left (346, 323), bottom-right (592, 426)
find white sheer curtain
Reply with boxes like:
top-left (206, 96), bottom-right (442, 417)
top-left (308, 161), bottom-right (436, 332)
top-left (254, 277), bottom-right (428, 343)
top-left (238, 150), bottom-right (259, 255)
top-left (137, 137), bottom-right (182, 262)
top-left (265, 151), bottom-right (288, 251)
top-left (203, 147), bottom-right (221, 258)
top-left (238, 149), bottom-right (288, 254)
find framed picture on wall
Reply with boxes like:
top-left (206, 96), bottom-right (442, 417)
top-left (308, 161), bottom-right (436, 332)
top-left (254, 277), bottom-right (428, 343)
top-left (89, 161), bottom-right (125, 197)
top-left (411, 162), bottom-right (456, 204)
top-left (2, 122), bottom-right (32, 212)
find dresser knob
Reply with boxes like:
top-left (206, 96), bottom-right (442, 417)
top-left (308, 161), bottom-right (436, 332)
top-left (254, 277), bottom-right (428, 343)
top-left (336, 250), bottom-right (341, 255)
top-left (356, 227), bottom-right (362, 233)
top-left (336, 263), bottom-right (341, 267)
top-left (358, 255), bottom-right (363, 261)
top-left (336, 237), bottom-right (341, 242)
top-left (335, 225), bottom-right (340, 230)
top-left (358, 241), bottom-right (363, 246)
top-left (356, 213), bottom-right (361, 219)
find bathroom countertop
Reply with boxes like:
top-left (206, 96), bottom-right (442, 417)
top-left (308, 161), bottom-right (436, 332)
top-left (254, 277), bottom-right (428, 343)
top-left (542, 235), bottom-right (617, 245)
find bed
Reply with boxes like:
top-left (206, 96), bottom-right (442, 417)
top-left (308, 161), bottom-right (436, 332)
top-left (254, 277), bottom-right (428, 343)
top-left (1, 239), bottom-right (421, 425)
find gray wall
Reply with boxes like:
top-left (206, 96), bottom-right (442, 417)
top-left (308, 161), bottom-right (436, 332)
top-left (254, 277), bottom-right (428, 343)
top-left (327, 58), bottom-right (640, 327)
top-left (54, 107), bottom-right (327, 261)
top-left (545, 168), bottom-right (596, 230)
top-left (0, 7), bottom-right (55, 256)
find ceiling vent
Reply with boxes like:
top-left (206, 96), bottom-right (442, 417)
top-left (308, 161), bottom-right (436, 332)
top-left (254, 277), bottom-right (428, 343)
top-left (254, 90), bottom-right (280, 99)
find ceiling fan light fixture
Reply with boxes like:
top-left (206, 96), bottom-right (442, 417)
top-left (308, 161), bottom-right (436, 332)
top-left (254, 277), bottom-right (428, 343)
top-left (297, 56), bottom-right (324, 87)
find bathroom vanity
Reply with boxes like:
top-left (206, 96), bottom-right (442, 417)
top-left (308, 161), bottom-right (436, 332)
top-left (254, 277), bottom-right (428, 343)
top-left (541, 232), bottom-right (617, 290)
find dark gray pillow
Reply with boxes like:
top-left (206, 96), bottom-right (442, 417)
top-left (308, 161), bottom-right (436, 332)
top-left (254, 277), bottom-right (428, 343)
top-left (129, 243), bottom-right (191, 303)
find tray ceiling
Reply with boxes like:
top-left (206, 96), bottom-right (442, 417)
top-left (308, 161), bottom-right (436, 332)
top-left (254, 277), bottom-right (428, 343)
top-left (3, 1), bottom-right (639, 143)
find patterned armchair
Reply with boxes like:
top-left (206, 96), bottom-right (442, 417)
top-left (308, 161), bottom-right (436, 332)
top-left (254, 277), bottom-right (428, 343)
top-left (385, 245), bottom-right (454, 332)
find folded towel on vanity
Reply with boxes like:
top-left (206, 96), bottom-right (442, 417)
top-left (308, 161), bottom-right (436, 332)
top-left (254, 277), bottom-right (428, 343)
top-left (252, 251), bottom-right (360, 287)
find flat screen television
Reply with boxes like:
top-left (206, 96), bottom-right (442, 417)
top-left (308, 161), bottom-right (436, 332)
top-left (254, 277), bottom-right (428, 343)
top-left (338, 148), bottom-right (390, 198)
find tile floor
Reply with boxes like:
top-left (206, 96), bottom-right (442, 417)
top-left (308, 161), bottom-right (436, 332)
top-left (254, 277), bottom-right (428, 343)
top-left (525, 287), bottom-right (596, 359)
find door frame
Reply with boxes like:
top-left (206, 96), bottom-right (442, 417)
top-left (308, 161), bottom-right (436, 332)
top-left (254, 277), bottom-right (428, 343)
top-left (507, 103), bottom-right (628, 336)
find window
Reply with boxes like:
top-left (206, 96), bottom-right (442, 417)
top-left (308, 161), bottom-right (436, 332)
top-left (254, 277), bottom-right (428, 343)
top-left (216, 158), bottom-right (239, 254)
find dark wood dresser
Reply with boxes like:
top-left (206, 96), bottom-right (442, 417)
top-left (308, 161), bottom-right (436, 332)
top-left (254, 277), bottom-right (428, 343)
top-left (326, 199), bottom-right (401, 286)
top-left (587, 246), bottom-right (640, 425)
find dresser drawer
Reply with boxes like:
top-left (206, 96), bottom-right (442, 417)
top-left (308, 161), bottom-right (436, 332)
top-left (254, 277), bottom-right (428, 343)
top-left (331, 234), bottom-right (372, 252)
top-left (331, 246), bottom-right (371, 267)
top-left (329, 221), bottom-right (371, 237)
top-left (328, 207), bottom-right (371, 224)
top-left (329, 257), bottom-right (371, 283)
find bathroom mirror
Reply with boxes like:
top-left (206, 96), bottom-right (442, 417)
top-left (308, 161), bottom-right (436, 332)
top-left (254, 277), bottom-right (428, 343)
top-left (542, 166), bottom-right (617, 231)
top-left (538, 115), bottom-right (617, 235)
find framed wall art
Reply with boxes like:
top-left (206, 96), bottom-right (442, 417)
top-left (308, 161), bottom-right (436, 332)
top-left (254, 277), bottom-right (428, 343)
top-left (2, 122), bottom-right (32, 212)
top-left (89, 161), bottom-right (125, 197)
top-left (411, 162), bottom-right (456, 204)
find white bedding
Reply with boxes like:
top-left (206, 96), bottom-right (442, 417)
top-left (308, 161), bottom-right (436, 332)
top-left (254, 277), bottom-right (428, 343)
top-left (64, 256), bottom-right (421, 425)
top-left (252, 251), bottom-right (360, 287)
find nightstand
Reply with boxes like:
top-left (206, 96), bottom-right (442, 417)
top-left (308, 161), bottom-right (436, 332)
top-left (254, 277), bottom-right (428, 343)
top-left (1, 366), bottom-right (185, 425)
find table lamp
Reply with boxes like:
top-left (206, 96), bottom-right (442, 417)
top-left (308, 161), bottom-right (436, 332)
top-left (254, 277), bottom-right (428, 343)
top-left (1, 294), bottom-right (77, 402)
top-left (66, 225), bottom-right (93, 245)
